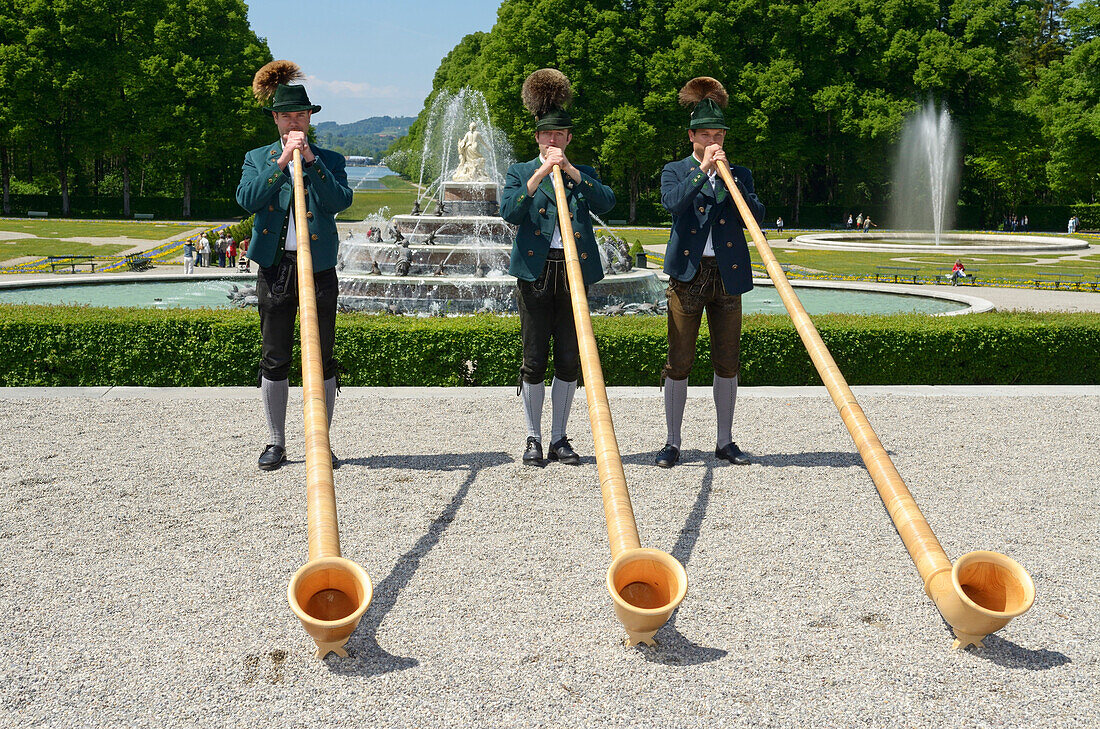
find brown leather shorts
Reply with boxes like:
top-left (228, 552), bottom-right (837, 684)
top-left (663, 258), bottom-right (742, 380)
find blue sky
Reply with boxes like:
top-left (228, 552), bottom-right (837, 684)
top-left (246, 0), bottom-right (503, 123)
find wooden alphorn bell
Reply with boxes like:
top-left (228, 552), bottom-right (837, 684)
top-left (715, 160), bottom-right (1034, 648)
top-left (550, 165), bottom-right (687, 646)
top-left (285, 148), bottom-right (373, 658)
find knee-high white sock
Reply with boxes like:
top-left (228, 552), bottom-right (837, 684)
top-left (261, 377), bottom-right (289, 448)
top-left (714, 374), bottom-right (738, 449)
top-left (664, 377), bottom-right (688, 449)
top-left (550, 377), bottom-right (576, 443)
top-left (521, 380), bottom-right (545, 441)
top-left (324, 376), bottom-right (337, 428)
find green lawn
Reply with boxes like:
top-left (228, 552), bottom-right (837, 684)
top-left (0, 220), bottom-right (187, 240)
top-left (608, 227), bottom-right (1099, 282)
top-left (0, 239), bottom-right (130, 262)
top-left (338, 189), bottom-right (421, 221)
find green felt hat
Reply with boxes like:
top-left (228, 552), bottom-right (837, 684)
top-left (689, 98), bottom-right (728, 130)
top-left (263, 84), bottom-right (321, 114)
top-left (535, 108), bottom-right (573, 131)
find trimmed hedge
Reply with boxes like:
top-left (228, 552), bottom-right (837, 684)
top-left (0, 306), bottom-right (1098, 386)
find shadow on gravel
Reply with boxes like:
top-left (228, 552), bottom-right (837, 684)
top-left (965, 633), bottom-right (1071, 670)
top-left (327, 451), bottom-right (511, 678)
top-left (640, 461), bottom-right (728, 666)
top-left (751, 451), bottom-right (867, 468)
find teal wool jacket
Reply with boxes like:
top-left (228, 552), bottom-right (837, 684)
top-left (661, 155), bottom-right (765, 296)
top-left (500, 157), bottom-right (616, 286)
top-left (235, 141), bottom-right (353, 272)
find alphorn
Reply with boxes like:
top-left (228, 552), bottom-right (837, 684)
top-left (550, 165), bottom-right (687, 646)
top-left (715, 159), bottom-right (1034, 648)
top-left (284, 148), bottom-right (373, 658)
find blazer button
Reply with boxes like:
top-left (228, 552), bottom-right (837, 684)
top-left (528, 250), bottom-right (534, 256)
top-left (690, 229), bottom-right (697, 234)
top-left (569, 212), bottom-right (573, 219)
top-left (731, 264), bottom-right (738, 269)
top-left (683, 250), bottom-right (690, 256)
top-left (727, 242), bottom-right (733, 247)
top-left (539, 208), bottom-right (546, 214)
top-left (698, 206), bottom-right (705, 213)
top-left (311, 233), bottom-right (318, 241)
top-left (262, 228), bottom-right (269, 235)
top-left (581, 252), bottom-right (588, 260)
top-left (534, 229), bottom-right (541, 236)
top-left (574, 232), bottom-right (581, 239)
top-left (268, 205), bottom-right (274, 212)
top-left (306, 211), bottom-right (314, 220)
top-left (719, 219), bottom-right (726, 224)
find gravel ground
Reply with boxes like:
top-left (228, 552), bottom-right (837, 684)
top-left (0, 387), bottom-right (1097, 728)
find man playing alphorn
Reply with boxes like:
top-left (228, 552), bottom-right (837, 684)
top-left (237, 61), bottom-right (353, 471)
top-left (655, 77), bottom-right (765, 468)
top-left (500, 69), bottom-right (616, 466)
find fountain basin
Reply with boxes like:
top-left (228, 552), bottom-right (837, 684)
top-left (793, 232), bottom-right (1087, 254)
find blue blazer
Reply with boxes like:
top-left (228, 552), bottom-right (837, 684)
top-left (235, 141), bottom-right (353, 272)
top-left (500, 157), bottom-right (616, 287)
top-left (661, 154), bottom-right (765, 295)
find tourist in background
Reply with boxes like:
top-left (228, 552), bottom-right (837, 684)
top-left (182, 239), bottom-right (196, 274)
top-left (862, 215), bottom-right (877, 232)
top-left (226, 237), bottom-right (237, 268)
top-left (950, 258), bottom-right (967, 285)
top-left (846, 213), bottom-right (854, 229)
top-left (776, 216), bottom-right (784, 234)
top-left (856, 212), bottom-right (864, 229)
top-left (654, 76), bottom-right (765, 469)
top-left (237, 60), bottom-right (353, 471)
top-left (500, 69), bottom-right (616, 467)
top-left (239, 238), bottom-right (251, 271)
top-left (216, 233), bottom-right (227, 267)
top-left (199, 232), bottom-right (210, 266)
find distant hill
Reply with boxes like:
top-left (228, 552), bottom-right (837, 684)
top-left (313, 116), bottom-right (416, 159)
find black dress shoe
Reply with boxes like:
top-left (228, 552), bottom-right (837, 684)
top-left (548, 437), bottom-right (580, 465)
top-left (655, 443), bottom-right (680, 468)
top-left (523, 437), bottom-right (544, 465)
top-left (715, 442), bottom-right (750, 465)
top-left (258, 444), bottom-right (287, 471)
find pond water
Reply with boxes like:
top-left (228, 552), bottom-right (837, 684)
top-left (0, 278), bottom-right (968, 315)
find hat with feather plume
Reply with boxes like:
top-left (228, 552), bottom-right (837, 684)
top-left (522, 68), bottom-right (573, 131)
top-left (252, 60), bottom-right (321, 114)
top-left (679, 76), bottom-right (728, 130)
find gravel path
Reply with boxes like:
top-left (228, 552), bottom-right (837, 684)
top-left (0, 387), bottom-right (1097, 728)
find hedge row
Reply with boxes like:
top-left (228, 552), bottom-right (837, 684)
top-left (3, 194), bottom-right (244, 220)
top-left (1, 307), bottom-right (1098, 386)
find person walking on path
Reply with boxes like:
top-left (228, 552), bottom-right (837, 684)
top-left (654, 76), bottom-right (765, 469)
top-left (236, 60), bottom-right (353, 471)
top-left (499, 68), bottom-right (616, 467)
top-left (776, 216), bottom-right (784, 234)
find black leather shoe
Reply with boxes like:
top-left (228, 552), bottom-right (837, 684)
top-left (548, 437), bottom-right (580, 465)
top-left (655, 444), bottom-right (680, 468)
top-left (523, 437), bottom-right (544, 465)
top-left (258, 444), bottom-right (287, 471)
top-left (715, 442), bottom-right (750, 465)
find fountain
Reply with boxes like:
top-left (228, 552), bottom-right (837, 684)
top-left (335, 88), bottom-right (665, 314)
top-left (890, 101), bottom-right (959, 244)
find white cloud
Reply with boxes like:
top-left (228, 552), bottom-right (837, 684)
top-left (305, 75), bottom-right (403, 100)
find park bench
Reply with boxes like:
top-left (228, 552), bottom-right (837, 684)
top-left (133, 213), bottom-right (154, 220)
top-left (27, 210), bottom-right (48, 218)
top-left (46, 255), bottom-right (97, 273)
top-left (1030, 272), bottom-right (1085, 290)
top-left (935, 268), bottom-right (980, 286)
top-left (874, 265), bottom-right (920, 284)
top-left (125, 254), bottom-right (153, 272)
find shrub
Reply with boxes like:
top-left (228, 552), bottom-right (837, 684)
top-left (0, 307), bottom-right (1097, 386)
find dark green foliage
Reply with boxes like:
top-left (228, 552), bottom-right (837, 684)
top-left (2, 307), bottom-right (1098, 387)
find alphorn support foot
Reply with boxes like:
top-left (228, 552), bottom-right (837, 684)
top-left (623, 630), bottom-right (659, 647)
top-left (313, 638), bottom-right (351, 659)
top-left (952, 632), bottom-right (985, 651)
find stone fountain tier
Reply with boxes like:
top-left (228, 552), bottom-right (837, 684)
top-left (339, 241), bottom-right (510, 275)
top-left (391, 213), bottom-right (514, 239)
top-left (337, 268), bottom-right (666, 314)
top-left (442, 180), bottom-right (499, 201)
